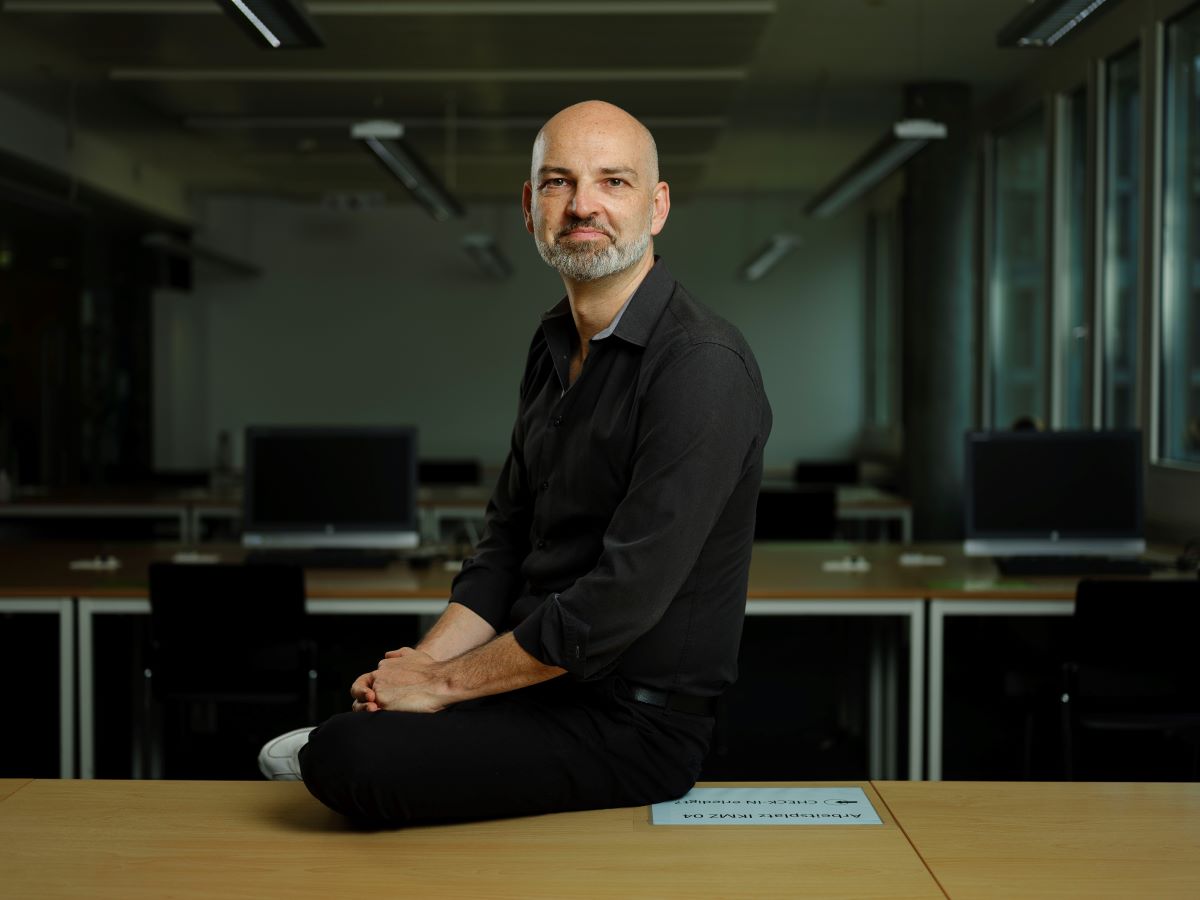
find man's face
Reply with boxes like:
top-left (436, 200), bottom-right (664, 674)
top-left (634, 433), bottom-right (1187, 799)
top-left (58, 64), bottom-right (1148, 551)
top-left (523, 109), bottom-right (669, 282)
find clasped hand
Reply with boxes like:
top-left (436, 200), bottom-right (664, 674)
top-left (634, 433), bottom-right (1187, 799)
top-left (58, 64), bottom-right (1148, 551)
top-left (349, 647), bottom-right (446, 714)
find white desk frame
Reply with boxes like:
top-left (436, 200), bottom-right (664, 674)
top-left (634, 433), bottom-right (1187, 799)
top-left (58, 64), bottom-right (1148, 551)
top-left (745, 598), bottom-right (925, 781)
top-left (78, 596), bottom-right (924, 781)
top-left (0, 598), bottom-right (75, 778)
top-left (926, 598), bottom-right (1074, 781)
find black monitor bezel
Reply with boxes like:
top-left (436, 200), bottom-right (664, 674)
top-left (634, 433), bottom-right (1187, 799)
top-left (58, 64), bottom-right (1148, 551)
top-left (963, 428), bottom-right (1144, 542)
top-left (242, 424), bottom-right (419, 539)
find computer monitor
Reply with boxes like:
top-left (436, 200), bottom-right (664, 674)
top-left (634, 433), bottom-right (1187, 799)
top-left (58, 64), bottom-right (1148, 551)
top-left (963, 429), bottom-right (1144, 558)
top-left (242, 425), bottom-right (419, 549)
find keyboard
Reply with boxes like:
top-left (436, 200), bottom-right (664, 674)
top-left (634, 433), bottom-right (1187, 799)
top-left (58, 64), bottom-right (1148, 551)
top-left (994, 555), bottom-right (1156, 577)
top-left (243, 548), bottom-right (399, 569)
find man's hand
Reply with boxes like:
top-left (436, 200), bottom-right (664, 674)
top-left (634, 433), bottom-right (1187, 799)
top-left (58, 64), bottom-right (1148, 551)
top-left (348, 633), bottom-right (565, 715)
top-left (355, 646), bottom-right (448, 714)
top-left (349, 671), bottom-right (379, 712)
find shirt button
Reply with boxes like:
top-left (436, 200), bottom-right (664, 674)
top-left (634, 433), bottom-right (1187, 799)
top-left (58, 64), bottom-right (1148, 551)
top-left (552, 416), bottom-right (563, 427)
top-left (536, 539), bottom-right (547, 550)
top-left (540, 480), bottom-right (550, 491)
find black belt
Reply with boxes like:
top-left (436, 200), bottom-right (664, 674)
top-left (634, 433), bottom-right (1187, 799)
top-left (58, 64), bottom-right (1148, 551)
top-left (628, 686), bottom-right (717, 717)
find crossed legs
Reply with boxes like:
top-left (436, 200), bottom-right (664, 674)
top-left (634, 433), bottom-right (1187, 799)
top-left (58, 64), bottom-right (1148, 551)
top-left (297, 678), bottom-right (713, 826)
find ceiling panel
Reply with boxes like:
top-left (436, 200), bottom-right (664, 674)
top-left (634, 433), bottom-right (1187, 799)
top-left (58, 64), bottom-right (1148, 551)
top-left (0, 0), bottom-right (1052, 202)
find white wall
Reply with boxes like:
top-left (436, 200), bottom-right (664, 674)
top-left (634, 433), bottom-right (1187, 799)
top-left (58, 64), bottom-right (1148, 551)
top-left (154, 192), bottom-right (867, 471)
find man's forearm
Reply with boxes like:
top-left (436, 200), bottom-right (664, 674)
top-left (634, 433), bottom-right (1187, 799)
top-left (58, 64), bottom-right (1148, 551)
top-left (369, 631), bottom-right (565, 713)
top-left (417, 601), bottom-right (498, 661)
top-left (439, 632), bottom-right (565, 704)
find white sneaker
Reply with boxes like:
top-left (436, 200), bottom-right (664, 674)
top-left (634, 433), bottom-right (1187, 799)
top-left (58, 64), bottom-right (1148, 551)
top-left (258, 726), bottom-right (316, 781)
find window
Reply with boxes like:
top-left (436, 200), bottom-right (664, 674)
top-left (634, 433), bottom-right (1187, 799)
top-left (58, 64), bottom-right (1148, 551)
top-left (1160, 7), bottom-right (1200, 465)
top-left (990, 107), bottom-right (1048, 429)
top-left (1100, 45), bottom-right (1142, 428)
top-left (1054, 86), bottom-right (1091, 427)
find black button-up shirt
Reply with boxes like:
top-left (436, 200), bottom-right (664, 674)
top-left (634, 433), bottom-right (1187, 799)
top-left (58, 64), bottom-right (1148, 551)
top-left (449, 258), bottom-right (772, 696)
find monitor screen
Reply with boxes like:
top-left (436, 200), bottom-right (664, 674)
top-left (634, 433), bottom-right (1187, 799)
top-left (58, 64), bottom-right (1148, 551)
top-left (963, 429), bottom-right (1144, 557)
top-left (242, 426), bottom-right (419, 549)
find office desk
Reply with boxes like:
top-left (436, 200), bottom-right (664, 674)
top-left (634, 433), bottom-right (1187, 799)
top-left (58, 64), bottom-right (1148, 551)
top-left (0, 490), bottom-right (192, 540)
top-left (0, 779), bottom-right (31, 804)
top-left (5, 779), bottom-right (1199, 899)
top-left (0, 541), bottom-right (925, 781)
top-left (2, 541), bottom-right (1183, 783)
top-left (183, 483), bottom-right (915, 543)
top-left (874, 780), bottom-right (1200, 899)
top-left (0, 779), bottom-right (942, 900)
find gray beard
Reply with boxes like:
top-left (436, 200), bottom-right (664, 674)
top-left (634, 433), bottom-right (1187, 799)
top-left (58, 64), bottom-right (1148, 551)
top-left (535, 220), bottom-right (652, 282)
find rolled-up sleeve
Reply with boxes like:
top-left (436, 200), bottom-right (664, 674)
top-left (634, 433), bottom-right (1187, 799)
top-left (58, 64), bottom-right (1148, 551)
top-left (448, 428), bottom-right (533, 631)
top-left (511, 342), bottom-right (764, 677)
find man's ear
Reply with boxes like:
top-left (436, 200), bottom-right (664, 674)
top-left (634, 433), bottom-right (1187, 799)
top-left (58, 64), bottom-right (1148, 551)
top-left (522, 182), bottom-right (535, 234)
top-left (650, 181), bottom-right (671, 237)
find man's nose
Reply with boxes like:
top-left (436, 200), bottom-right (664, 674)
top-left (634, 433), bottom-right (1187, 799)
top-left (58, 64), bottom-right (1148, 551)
top-left (568, 182), bottom-right (601, 219)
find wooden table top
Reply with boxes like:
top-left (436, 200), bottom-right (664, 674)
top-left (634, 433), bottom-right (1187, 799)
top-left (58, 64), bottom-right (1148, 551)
top-left (0, 779), bottom-right (31, 804)
top-left (0, 780), bottom-right (941, 900)
top-left (874, 780), bottom-right (1200, 899)
top-left (1, 540), bottom-right (1182, 602)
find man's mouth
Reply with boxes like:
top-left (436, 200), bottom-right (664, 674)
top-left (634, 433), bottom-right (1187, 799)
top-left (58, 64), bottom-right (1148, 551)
top-left (559, 225), bottom-right (610, 241)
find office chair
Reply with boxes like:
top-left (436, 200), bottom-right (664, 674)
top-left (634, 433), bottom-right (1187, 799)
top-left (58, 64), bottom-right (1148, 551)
top-left (141, 562), bottom-right (316, 779)
top-left (792, 459), bottom-right (859, 486)
top-left (1061, 577), bottom-right (1200, 780)
top-left (754, 485), bottom-right (837, 540)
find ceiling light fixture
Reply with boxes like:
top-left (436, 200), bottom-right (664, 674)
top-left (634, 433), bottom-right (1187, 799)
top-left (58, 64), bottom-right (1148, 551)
top-left (461, 234), bottom-right (513, 280)
top-left (741, 234), bottom-right (802, 281)
top-left (805, 119), bottom-right (947, 219)
top-left (996, 0), bottom-right (1118, 48)
top-left (351, 120), bottom-right (465, 222)
top-left (214, 0), bottom-right (324, 49)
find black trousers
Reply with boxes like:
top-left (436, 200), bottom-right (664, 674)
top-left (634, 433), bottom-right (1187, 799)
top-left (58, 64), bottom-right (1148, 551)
top-left (298, 677), bottom-right (714, 826)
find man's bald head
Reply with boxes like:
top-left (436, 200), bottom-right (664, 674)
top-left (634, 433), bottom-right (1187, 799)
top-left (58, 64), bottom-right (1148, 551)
top-left (524, 100), bottom-right (670, 283)
top-left (531, 100), bottom-right (659, 187)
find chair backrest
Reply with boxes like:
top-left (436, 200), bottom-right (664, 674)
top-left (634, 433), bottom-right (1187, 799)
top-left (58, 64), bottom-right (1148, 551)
top-left (147, 562), bottom-right (308, 652)
top-left (1070, 577), bottom-right (1200, 698)
top-left (793, 460), bottom-right (859, 486)
top-left (754, 486), bottom-right (837, 540)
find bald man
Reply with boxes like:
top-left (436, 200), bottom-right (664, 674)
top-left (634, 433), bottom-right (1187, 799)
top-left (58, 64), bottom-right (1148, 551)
top-left (262, 101), bottom-right (772, 826)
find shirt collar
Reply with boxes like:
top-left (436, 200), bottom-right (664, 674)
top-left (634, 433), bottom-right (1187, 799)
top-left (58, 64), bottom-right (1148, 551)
top-left (538, 256), bottom-right (675, 350)
top-left (590, 291), bottom-right (634, 341)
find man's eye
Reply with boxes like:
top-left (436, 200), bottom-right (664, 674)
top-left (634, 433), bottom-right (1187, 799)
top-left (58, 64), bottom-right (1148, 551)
top-left (607, 178), bottom-right (625, 187)
top-left (543, 178), bottom-right (567, 189)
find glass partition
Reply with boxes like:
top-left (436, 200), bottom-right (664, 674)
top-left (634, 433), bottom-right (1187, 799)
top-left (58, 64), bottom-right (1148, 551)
top-left (1055, 86), bottom-right (1091, 427)
top-left (1160, 8), bottom-right (1200, 464)
top-left (1101, 45), bottom-right (1142, 428)
top-left (990, 108), bottom-right (1048, 429)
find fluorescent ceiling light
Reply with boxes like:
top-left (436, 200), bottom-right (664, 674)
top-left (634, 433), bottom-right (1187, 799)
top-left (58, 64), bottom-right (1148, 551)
top-left (741, 234), bottom-right (802, 281)
top-left (996, 0), bottom-right (1118, 48)
top-left (461, 234), bottom-right (512, 280)
top-left (805, 119), bottom-right (947, 219)
top-left (351, 120), bottom-right (465, 222)
top-left (214, 0), bottom-right (324, 49)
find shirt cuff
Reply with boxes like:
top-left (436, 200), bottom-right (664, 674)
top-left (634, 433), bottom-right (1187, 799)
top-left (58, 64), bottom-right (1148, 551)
top-left (448, 562), bottom-right (516, 633)
top-left (511, 593), bottom-right (591, 676)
